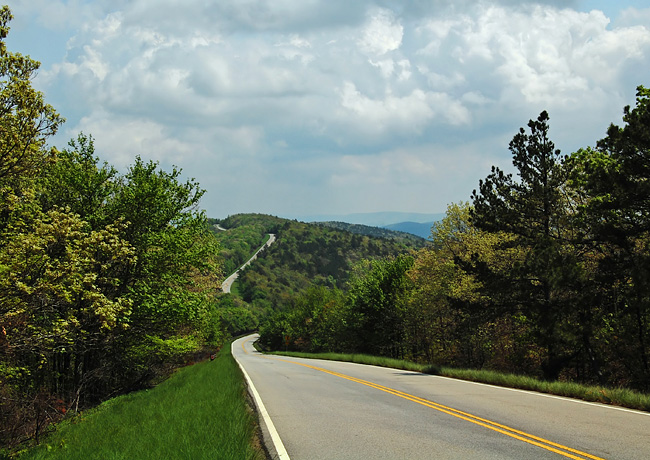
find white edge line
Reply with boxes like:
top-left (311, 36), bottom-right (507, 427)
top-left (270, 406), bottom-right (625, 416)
top-left (431, 374), bottom-right (650, 417)
top-left (232, 340), bottom-right (291, 460)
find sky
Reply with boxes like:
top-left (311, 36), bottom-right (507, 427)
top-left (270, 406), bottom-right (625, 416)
top-left (4, 0), bottom-right (650, 220)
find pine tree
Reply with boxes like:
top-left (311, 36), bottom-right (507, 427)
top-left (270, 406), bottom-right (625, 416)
top-left (471, 111), bottom-right (577, 380)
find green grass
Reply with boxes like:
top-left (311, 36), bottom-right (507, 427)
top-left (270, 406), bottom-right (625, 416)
top-left (269, 350), bottom-right (650, 412)
top-left (19, 345), bottom-right (264, 460)
top-left (229, 280), bottom-right (241, 297)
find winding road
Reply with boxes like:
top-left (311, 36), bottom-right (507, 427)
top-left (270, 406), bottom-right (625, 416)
top-left (221, 234), bottom-right (276, 294)
top-left (233, 334), bottom-right (650, 460)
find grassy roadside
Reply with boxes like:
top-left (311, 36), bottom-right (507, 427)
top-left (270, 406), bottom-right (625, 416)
top-left (17, 344), bottom-right (265, 460)
top-left (268, 350), bottom-right (650, 412)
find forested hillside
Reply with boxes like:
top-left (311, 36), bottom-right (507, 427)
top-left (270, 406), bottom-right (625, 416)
top-left (212, 214), bottom-right (424, 320)
top-left (207, 213), bottom-right (284, 275)
top-left (260, 92), bottom-right (650, 394)
top-left (315, 221), bottom-right (429, 245)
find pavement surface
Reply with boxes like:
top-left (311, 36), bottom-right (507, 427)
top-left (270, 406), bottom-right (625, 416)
top-left (233, 334), bottom-right (650, 460)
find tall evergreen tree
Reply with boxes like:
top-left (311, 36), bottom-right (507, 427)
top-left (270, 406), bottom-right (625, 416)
top-left (570, 87), bottom-right (650, 388)
top-left (471, 111), bottom-right (578, 380)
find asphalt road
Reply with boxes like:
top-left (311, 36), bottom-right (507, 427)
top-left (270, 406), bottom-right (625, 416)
top-left (233, 334), bottom-right (650, 460)
top-left (221, 234), bottom-right (276, 294)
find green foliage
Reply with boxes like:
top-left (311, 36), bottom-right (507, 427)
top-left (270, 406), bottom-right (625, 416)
top-left (345, 255), bottom-right (414, 358)
top-left (407, 202), bottom-right (528, 368)
top-left (0, 6), bottom-right (63, 205)
top-left (216, 295), bottom-right (259, 335)
top-left (232, 214), bottom-right (421, 314)
top-left (470, 111), bottom-right (585, 380)
top-left (1, 143), bottom-right (224, 448)
top-left (315, 221), bottom-right (428, 247)
top-left (568, 86), bottom-right (650, 388)
top-left (259, 90), bottom-right (650, 395)
top-left (258, 286), bottom-right (346, 353)
top-left (259, 255), bottom-right (416, 359)
top-left (39, 134), bottom-right (117, 229)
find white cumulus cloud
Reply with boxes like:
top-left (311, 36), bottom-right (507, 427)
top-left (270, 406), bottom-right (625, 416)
top-left (358, 8), bottom-right (404, 55)
top-left (6, 0), bottom-right (650, 217)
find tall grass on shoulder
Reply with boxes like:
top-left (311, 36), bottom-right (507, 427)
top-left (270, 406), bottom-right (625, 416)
top-left (270, 350), bottom-right (650, 412)
top-left (267, 351), bottom-right (440, 374)
top-left (438, 367), bottom-right (650, 411)
top-left (19, 346), bottom-right (265, 460)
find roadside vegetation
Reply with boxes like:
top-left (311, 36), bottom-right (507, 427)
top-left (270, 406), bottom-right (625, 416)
top-left (259, 88), bottom-right (650, 400)
top-left (16, 345), bottom-right (264, 460)
top-left (0, 8), bottom-right (251, 454)
top-left (268, 350), bottom-right (650, 412)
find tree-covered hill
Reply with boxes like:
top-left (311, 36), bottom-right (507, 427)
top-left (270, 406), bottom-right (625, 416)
top-left (211, 213), bottom-right (427, 316)
top-left (207, 214), bottom-right (285, 275)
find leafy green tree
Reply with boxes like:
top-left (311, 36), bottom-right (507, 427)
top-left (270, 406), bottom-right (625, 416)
top-left (0, 209), bottom-right (136, 402)
top-left (0, 7), bottom-right (226, 447)
top-left (0, 7), bottom-right (72, 446)
top-left (39, 134), bottom-right (117, 229)
top-left (217, 295), bottom-right (259, 336)
top-left (587, 86), bottom-right (650, 240)
top-left (258, 286), bottom-right (345, 352)
top-left (345, 255), bottom-right (414, 358)
top-left (409, 203), bottom-right (520, 366)
top-left (258, 311), bottom-right (294, 351)
top-left (0, 6), bottom-right (63, 228)
top-left (97, 157), bottom-right (222, 389)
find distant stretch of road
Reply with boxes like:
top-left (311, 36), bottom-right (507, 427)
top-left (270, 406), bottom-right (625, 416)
top-left (221, 234), bottom-right (276, 294)
top-left (233, 334), bottom-right (650, 460)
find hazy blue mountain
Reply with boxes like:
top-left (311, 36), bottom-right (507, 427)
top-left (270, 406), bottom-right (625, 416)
top-left (384, 221), bottom-right (434, 239)
top-left (293, 211), bottom-right (445, 227)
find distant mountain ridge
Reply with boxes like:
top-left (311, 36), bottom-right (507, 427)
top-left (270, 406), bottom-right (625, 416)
top-left (293, 211), bottom-right (445, 228)
top-left (384, 221), bottom-right (434, 239)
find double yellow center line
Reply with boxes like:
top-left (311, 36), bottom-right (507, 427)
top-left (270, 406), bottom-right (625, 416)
top-left (277, 358), bottom-right (606, 460)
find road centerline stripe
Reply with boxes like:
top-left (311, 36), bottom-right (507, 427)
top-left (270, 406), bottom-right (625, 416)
top-left (276, 357), bottom-right (605, 460)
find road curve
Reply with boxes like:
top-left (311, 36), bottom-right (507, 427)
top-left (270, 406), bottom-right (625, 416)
top-left (221, 234), bottom-right (276, 294)
top-left (233, 334), bottom-right (650, 460)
